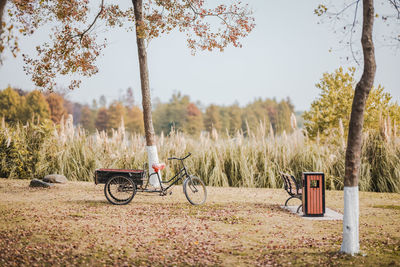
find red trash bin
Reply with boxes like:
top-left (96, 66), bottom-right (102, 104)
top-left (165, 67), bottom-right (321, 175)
top-left (302, 172), bottom-right (325, 217)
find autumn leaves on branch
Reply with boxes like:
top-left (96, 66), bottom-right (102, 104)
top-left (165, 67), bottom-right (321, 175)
top-left (1, 0), bottom-right (254, 91)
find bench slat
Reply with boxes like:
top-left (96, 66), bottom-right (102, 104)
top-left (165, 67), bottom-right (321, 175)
top-left (280, 172), bottom-right (302, 208)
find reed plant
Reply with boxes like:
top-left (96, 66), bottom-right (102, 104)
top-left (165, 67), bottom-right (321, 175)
top-left (0, 116), bottom-right (399, 193)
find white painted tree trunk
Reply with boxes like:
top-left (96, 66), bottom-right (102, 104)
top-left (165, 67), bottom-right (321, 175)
top-left (340, 186), bottom-right (359, 255)
top-left (146, 145), bottom-right (161, 187)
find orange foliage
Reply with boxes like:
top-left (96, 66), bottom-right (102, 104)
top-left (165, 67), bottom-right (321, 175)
top-left (3, 0), bottom-right (255, 90)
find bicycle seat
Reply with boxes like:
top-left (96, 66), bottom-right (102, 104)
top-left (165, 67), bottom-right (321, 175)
top-left (152, 163), bottom-right (166, 172)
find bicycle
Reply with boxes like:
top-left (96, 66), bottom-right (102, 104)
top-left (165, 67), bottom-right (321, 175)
top-left (94, 153), bottom-right (207, 205)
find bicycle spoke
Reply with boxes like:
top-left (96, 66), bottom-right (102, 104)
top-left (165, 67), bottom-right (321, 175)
top-left (106, 176), bottom-right (136, 204)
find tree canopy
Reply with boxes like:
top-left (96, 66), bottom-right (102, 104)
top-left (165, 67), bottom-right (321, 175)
top-left (0, 87), bottom-right (54, 124)
top-left (303, 67), bottom-right (400, 139)
top-left (1, 0), bottom-right (255, 90)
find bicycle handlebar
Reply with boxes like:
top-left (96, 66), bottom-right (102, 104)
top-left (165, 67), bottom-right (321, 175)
top-left (168, 152), bottom-right (191, 161)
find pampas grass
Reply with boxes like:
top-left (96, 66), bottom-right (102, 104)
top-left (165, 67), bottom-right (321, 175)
top-left (0, 116), bottom-right (399, 193)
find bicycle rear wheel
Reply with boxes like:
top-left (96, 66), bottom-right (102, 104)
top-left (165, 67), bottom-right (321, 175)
top-left (104, 176), bottom-right (136, 205)
top-left (183, 176), bottom-right (207, 205)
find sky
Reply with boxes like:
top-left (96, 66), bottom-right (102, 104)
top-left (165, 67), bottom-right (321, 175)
top-left (0, 0), bottom-right (399, 111)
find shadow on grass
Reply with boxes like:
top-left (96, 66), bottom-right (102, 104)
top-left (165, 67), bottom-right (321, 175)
top-left (373, 205), bottom-right (400, 210)
top-left (65, 199), bottom-right (110, 207)
top-left (63, 199), bottom-right (290, 218)
top-left (264, 250), bottom-right (349, 265)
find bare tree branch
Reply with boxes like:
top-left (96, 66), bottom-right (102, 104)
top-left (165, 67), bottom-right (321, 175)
top-left (0, 0), bottom-right (7, 34)
top-left (388, 0), bottom-right (400, 18)
top-left (327, 1), bottom-right (359, 17)
top-left (350, 0), bottom-right (361, 65)
top-left (73, 0), bottom-right (105, 43)
top-left (185, 0), bottom-right (239, 29)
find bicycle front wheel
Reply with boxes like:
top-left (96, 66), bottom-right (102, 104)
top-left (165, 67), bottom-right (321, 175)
top-left (105, 176), bottom-right (136, 205)
top-left (183, 176), bottom-right (207, 205)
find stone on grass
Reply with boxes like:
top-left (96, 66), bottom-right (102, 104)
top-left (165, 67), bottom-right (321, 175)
top-left (43, 174), bottom-right (68, 184)
top-left (30, 179), bottom-right (54, 188)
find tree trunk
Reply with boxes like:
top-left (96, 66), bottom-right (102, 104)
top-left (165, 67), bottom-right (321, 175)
top-left (341, 0), bottom-right (376, 255)
top-left (0, 0), bottom-right (7, 36)
top-left (132, 0), bottom-right (160, 187)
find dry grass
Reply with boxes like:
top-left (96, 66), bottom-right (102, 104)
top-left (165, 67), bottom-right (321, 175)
top-left (0, 179), bottom-right (399, 266)
top-left (1, 118), bottom-right (399, 193)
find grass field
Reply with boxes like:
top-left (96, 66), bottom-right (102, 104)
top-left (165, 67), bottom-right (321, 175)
top-left (0, 179), bottom-right (399, 266)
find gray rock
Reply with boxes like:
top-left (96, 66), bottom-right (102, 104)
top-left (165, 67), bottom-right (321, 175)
top-left (43, 174), bottom-right (68, 184)
top-left (30, 179), bottom-right (54, 188)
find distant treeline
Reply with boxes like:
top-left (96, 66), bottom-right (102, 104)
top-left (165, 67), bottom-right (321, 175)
top-left (0, 87), bottom-right (298, 136)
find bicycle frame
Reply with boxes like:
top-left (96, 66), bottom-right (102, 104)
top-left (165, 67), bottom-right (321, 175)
top-left (139, 161), bottom-right (190, 193)
top-left (100, 152), bottom-right (206, 205)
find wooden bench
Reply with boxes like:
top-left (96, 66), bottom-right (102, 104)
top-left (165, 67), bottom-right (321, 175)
top-left (280, 172), bottom-right (302, 213)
